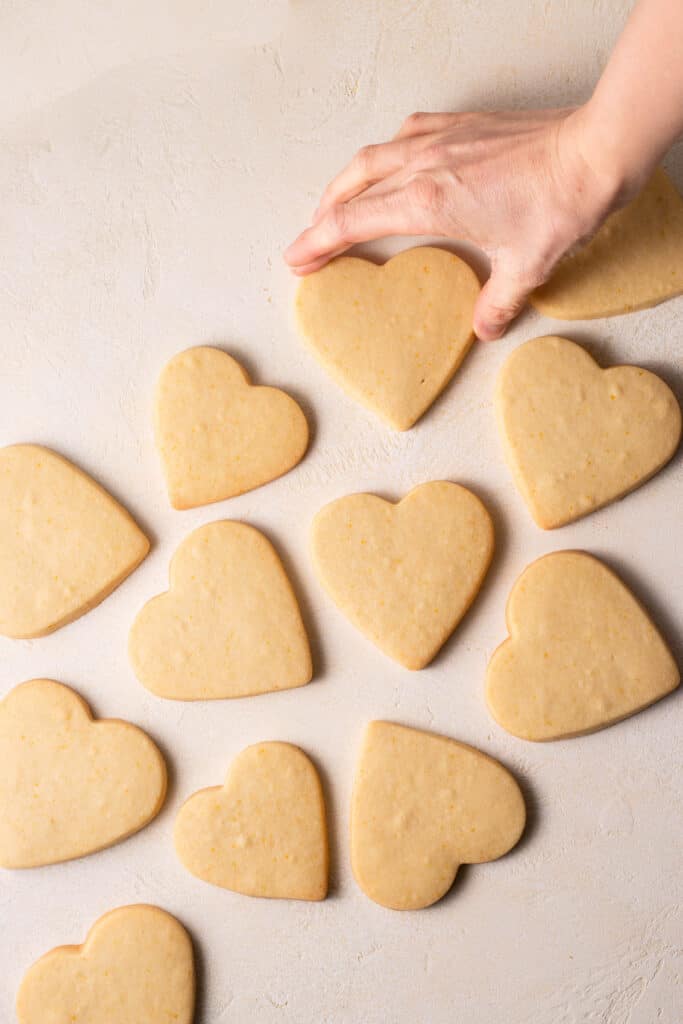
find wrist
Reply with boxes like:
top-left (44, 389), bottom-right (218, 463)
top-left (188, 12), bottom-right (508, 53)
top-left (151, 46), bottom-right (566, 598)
top-left (570, 98), bottom-right (657, 208)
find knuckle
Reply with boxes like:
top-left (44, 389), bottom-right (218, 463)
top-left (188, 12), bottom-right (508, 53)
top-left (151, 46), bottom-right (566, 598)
top-left (419, 142), bottom-right (447, 166)
top-left (327, 203), bottom-right (350, 243)
top-left (407, 172), bottom-right (441, 208)
top-left (403, 111), bottom-right (427, 131)
top-left (354, 144), bottom-right (376, 171)
top-left (487, 301), bottom-right (518, 325)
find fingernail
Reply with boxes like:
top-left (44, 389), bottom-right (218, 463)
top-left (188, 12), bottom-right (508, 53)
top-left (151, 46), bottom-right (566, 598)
top-left (475, 325), bottom-right (503, 342)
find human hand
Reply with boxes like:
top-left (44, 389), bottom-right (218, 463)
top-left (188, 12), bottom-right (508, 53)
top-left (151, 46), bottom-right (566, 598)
top-left (284, 107), bottom-right (629, 340)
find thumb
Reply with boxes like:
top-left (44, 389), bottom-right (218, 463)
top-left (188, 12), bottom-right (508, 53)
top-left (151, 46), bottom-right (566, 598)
top-left (473, 261), bottom-right (533, 341)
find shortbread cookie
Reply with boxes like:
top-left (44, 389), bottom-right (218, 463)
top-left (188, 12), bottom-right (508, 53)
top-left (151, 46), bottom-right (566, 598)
top-left (295, 246), bottom-right (480, 430)
top-left (175, 741), bottom-right (328, 900)
top-left (351, 721), bottom-right (525, 910)
top-left (16, 905), bottom-right (195, 1024)
top-left (496, 336), bottom-right (681, 528)
top-left (129, 520), bottom-right (312, 699)
top-left (0, 679), bottom-right (166, 868)
top-left (0, 444), bottom-right (149, 638)
top-left (486, 551), bottom-right (680, 741)
top-left (311, 481), bottom-right (494, 669)
top-left (155, 346), bottom-right (309, 509)
top-left (531, 168), bottom-right (683, 318)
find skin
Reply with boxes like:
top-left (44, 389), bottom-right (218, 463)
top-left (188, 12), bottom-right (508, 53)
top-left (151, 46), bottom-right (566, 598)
top-left (285, 0), bottom-right (683, 341)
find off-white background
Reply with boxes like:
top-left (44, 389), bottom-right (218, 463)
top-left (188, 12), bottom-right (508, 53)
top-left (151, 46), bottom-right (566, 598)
top-left (1, 2), bottom-right (681, 1021)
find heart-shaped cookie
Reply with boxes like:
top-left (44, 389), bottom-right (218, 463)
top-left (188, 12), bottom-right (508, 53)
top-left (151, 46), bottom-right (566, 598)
top-left (0, 679), bottom-right (166, 868)
top-left (295, 246), bottom-right (480, 430)
top-left (311, 481), bottom-right (494, 669)
top-left (174, 741), bottom-right (328, 901)
top-left (155, 346), bottom-right (309, 509)
top-left (496, 336), bottom-right (681, 528)
top-left (486, 551), bottom-right (680, 741)
top-left (531, 168), bottom-right (683, 319)
top-left (0, 444), bottom-right (149, 638)
top-left (129, 520), bottom-right (312, 699)
top-left (16, 904), bottom-right (195, 1024)
top-left (351, 721), bottom-right (525, 910)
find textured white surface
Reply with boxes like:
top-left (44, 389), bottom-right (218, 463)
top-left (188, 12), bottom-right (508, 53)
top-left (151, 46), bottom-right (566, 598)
top-left (1, 2), bottom-right (681, 1021)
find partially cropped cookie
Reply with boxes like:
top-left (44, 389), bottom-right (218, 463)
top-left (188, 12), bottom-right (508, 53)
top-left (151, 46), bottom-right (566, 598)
top-left (0, 444), bottom-right (149, 638)
top-left (486, 551), bottom-right (680, 741)
top-left (495, 336), bottom-right (681, 528)
top-left (531, 168), bottom-right (683, 319)
top-left (0, 679), bottom-right (166, 868)
top-left (16, 905), bottom-right (195, 1024)
top-left (295, 246), bottom-right (479, 430)
top-left (129, 520), bottom-right (312, 699)
top-left (175, 742), bottom-right (328, 901)
top-left (311, 481), bottom-right (494, 669)
top-left (351, 721), bottom-right (526, 910)
top-left (155, 346), bottom-right (308, 509)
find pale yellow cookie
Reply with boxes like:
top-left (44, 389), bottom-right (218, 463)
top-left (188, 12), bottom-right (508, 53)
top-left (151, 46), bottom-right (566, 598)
top-left (531, 168), bottom-right (683, 319)
top-left (155, 346), bottom-right (309, 510)
top-left (351, 721), bottom-right (526, 910)
top-left (295, 246), bottom-right (480, 430)
top-left (496, 336), bottom-right (681, 529)
top-left (0, 679), bottom-right (166, 868)
top-left (174, 741), bottom-right (328, 901)
top-left (129, 520), bottom-right (312, 699)
top-left (311, 481), bottom-right (494, 669)
top-left (486, 551), bottom-right (680, 741)
top-left (16, 904), bottom-right (195, 1024)
top-left (0, 444), bottom-right (149, 638)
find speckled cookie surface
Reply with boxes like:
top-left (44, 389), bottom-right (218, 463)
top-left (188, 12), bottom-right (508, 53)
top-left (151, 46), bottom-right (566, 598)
top-left (295, 246), bottom-right (480, 430)
top-left (486, 551), bottom-right (680, 740)
top-left (0, 444), bottom-right (149, 638)
top-left (129, 520), bottom-right (312, 699)
top-left (495, 335), bottom-right (681, 528)
top-left (175, 741), bottom-right (328, 901)
top-left (351, 721), bottom-right (526, 910)
top-left (311, 481), bottom-right (494, 669)
top-left (0, 679), bottom-right (166, 868)
top-left (155, 346), bottom-right (308, 509)
top-left (532, 168), bottom-right (683, 318)
top-left (16, 905), bottom-right (195, 1024)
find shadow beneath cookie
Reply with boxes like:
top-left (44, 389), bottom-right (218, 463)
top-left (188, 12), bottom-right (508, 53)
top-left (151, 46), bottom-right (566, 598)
top-left (146, 729), bottom-right (177, 818)
top-left (507, 766), bottom-right (541, 856)
top-left (247, 521), bottom-right (326, 682)
top-left (589, 550), bottom-right (683, 674)
top-left (306, 751), bottom-right (341, 900)
top-left (189, 923), bottom-right (208, 1023)
top-left (425, 479), bottom-right (509, 671)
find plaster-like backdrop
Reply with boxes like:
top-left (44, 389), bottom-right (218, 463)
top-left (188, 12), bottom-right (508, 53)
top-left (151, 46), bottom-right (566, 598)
top-left (1, 2), bottom-right (681, 1021)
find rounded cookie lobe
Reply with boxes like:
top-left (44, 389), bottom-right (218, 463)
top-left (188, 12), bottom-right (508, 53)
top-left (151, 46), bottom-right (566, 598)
top-left (0, 679), bottom-right (167, 868)
top-left (351, 721), bottom-right (526, 910)
top-left (486, 551), bottom-right (680, 740)
top-left (174, 741), bottom-right (329, 901)
top-left (16, 904), bottom-right (195, 1024)
top-left (154, 346), bottom-right (309, 509)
